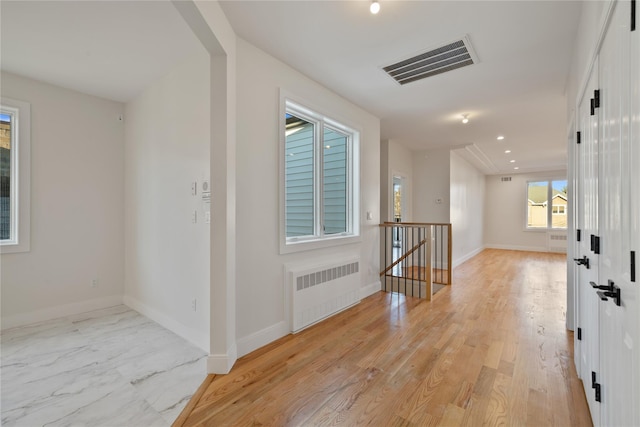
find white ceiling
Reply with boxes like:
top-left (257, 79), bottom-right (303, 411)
top-left (219, 0), bottom-right (581, 175)
top-left (1, 0), bottom-right (582, 175)
top-left (0, 1), bottom-right (203, 103)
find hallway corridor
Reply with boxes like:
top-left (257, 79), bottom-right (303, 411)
top-left (178, 249), bottom-right (591, 426)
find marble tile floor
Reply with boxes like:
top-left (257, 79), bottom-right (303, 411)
top-left (1, 305), bottom-right (207, 427)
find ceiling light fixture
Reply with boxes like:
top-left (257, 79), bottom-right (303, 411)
top-left (504, 150), bottom-right (511, 154)
top-left (370, 1), bottom-right (380, 14)
top-left (514, 166), bottom-right (520, 170)
top-left (461, 114), bottom-right (469, 124)
top-left (510, 160), bottom-right (516, 163)
top-left (497, 135), bottom-right (505, 140)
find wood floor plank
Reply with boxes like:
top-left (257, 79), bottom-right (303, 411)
top-left (179, 249), bottom-right (592, 426)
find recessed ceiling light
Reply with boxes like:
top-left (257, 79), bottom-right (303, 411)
top-left (370, 1), bottom-right (380, 14)
top-left (504, 150), bottom-right (511, 154)
top-left (514, 166), bottom-right (519, 170)
top-left (510, 160), bottom-right (516, 163)
top-left (461, 114), bottom-right (469, 124)
top-left (497, 136), bottom-right (505, 140)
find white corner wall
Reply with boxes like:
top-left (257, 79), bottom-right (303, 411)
top-left (450, 150), bottom-right (485, 267)
top-left (0, 72), bottom-right (125, 328)
top-left (123, 49), bottom-right (210, 351)
top-left (234, 38), bottom-right (380, 357)
top-left (484, 170), bottom-right (566, 252)
top-left (412, 148), bottom-right (450, 223)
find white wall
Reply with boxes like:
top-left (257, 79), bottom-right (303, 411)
top-left (123, 49), bottom-right (210, 351)
top-left (0, 72), bottom-right (125, 328)
top-left (450, 150), bottom-right (485, 267)
top-left (234, 38), bottom-right (380, 356)
top-left (412, 148), bottom-right (450, 223)
top-left (484, 170), bottom-right (566, 252)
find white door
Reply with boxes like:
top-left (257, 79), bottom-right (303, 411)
top-left (576, 58), bottom-right (601, 425)
top-left (599, 2), bottom-right (640, 425)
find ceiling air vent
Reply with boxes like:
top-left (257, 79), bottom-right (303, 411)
top-left (501, 177), bottom-right (512, 182)
top-left (382, 35), bottom-right (478, 85)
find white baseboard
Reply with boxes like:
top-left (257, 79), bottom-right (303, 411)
top-left (207, 343), bottom-right (237, 374)
top-left (123, 295), bottom-right (208, 352)
top-left (1, 295), bottom-right (123, 330)
top-left (236, 321), bottom-right (289, 358)
top-left (453, 246), bottom-right (485, 268)
top-left (361, 280), bottom-right (381, 299)
top-left (484, 244), bottom-right (549, 253)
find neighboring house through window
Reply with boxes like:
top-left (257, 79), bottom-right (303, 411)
top-left (526, 179), bottom-right (567, 230)
top-left (0, 98), bottom-right (31, 253)
top-left (281, 98), bottom-right (360, 253)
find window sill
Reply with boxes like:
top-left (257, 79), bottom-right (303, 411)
top-left (280, 233), bottom-right (361, 255)
top-left (1, 241), bottom-right (30, 254)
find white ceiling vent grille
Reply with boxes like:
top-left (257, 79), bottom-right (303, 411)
top-left (382, 35), bottom-right (478, 85)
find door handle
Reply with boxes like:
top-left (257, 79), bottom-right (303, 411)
top-left (596, 280), bottom-right (621, 306)
top-left (590, 281), bottom-right (612, 291)
top-left (574, 256), bottom-right (590, 269)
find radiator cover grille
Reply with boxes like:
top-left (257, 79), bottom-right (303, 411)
top-left (287, 257), bottom-right (361, 333)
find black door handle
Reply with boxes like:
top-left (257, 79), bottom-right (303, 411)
top-left (590, 281), bottom-right (612, 291)
top-left (574, 256), bottom-right (590, 269)
top-left (597, 281), bottom-right (621, 306)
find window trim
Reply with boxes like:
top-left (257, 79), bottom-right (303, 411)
top-left (0, 98), bottom-right (31, 254)
top-left (525, 178), bottom-right (567, 231)
top-left (279, 92), bottom-right (360, 254)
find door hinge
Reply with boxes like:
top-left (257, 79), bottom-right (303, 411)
top-left (631, 251), bottom-right (636, 282)
top-left (577, 229), bottom-right (581, 242)
top-left (632, 0), bottom-right (636, 31)
top-left (577, 327), bottom-right (582, 340)
top-left (576, 131), bottom-right (581, 144)
top-left (593, 90), bottom-right (600, 109)
top-left (590, 98), bottom-right (595, 116)
top-left (592, 371), bottom-right (602, 402)
top-left (590, 234), bottom-right (600, 254)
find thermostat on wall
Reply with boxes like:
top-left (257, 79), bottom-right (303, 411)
top-left (202, 180), bottom-right (211, 203)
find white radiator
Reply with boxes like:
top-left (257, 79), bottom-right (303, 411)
top-left (287, 256), bottom-right (361, 333)
top-left (547, 231), bottom-right (568, 253)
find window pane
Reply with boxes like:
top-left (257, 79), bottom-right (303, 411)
top-left (0, 114), bottom-right (11, 240)
top-left (527, 181), bottom-right (548, 228)
top-left (323, 127), bottom-right (347, 235)
top-left (552, 179), bottom-right (568, 229)
top-left (285, 114), bottom-right (314, 237)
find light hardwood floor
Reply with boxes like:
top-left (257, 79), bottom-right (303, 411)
top-left (175, 249), bottom-right (592, 426)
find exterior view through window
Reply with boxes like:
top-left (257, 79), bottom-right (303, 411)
top-left (284, 102), bottom-right (356, 243)
top-left (0, 112), bottom-right (11, 241)
top-left (527, 179), bottom-right (568, 229)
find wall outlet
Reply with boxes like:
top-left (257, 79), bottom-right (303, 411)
top-left (191, 298), bottom-right (197, 312)
top-left (91, 278), bottom-right (98, 288)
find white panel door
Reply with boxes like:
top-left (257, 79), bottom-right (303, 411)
top-left (599, 2), bottom-right (639, 425)
top-left (576, 59), bottom-right (601, 425)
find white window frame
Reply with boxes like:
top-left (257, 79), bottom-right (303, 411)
top-left (0, 98), bottom-right (31, 254)
top-left (525, 178), bottom-right (567, 231)
top-left (279, 94), bottom-right (360, 254)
